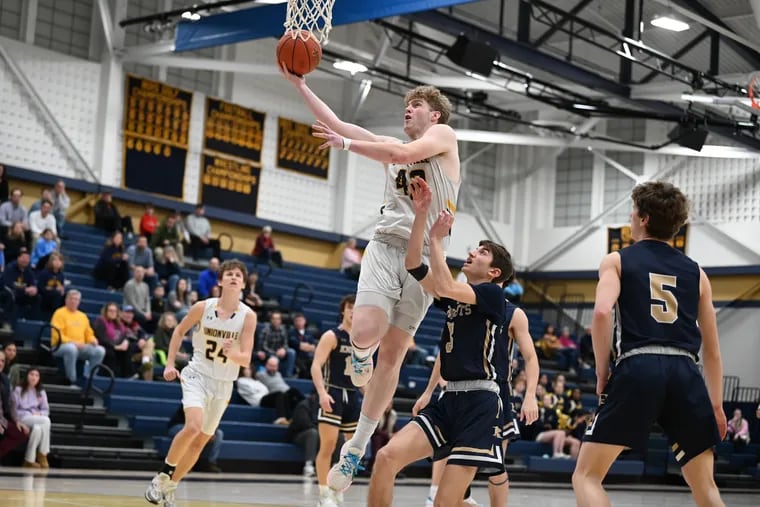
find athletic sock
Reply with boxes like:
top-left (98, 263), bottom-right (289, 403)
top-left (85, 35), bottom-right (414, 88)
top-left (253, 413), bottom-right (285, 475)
top-left (348, 413), bottom-right (379, 452)
top-left (428, 484), bottom-right (438, 499)
top-left (160, 461), bottom-right (177, 480)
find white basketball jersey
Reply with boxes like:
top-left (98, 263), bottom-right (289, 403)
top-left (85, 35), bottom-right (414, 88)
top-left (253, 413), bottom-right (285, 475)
top-left (375, 155), bottom-right (460, 248)
top-left (190, 298), bottom-right (251, 381)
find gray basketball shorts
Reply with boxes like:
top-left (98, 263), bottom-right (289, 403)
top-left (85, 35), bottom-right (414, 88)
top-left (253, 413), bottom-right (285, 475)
top-left (356, 237), bottom-right (433, 334)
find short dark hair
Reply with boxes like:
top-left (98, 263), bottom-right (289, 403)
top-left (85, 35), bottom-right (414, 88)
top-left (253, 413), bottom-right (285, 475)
top-left (478, 240), bottom-right (513, 285)
top-left (219, 259), bottom-right (247, 280)
top-left (339, 294), bottom-right (356, 315)
top-left (631, 181), bottom-right (689, 240)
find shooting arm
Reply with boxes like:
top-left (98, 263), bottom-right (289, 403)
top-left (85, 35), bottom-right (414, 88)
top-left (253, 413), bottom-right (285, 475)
top-left (345, 124), bottom-right (454, 165)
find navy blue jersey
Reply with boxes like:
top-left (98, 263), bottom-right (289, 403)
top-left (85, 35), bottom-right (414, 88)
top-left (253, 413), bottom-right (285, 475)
top-left (433, 283), bottom-right (506, 382)
top-left (495, 299), bottom-right (519, 386)
top-left (323, 327), bottom-right (355, 390)
top-left (616, 240), bottom-right (701, 358)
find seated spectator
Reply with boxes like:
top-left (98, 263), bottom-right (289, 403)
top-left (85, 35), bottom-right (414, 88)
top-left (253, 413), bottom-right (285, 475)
top-left (369, 400), bottom-right (397, 470)
top-left (255, 357), bottom-right (305, 424)
top-left (566, 388), bottom-right (584, 417)
top-left (579, 327), bottom-right (593, 367)
top-left (503, 278), bottom-right (524, 304)
top-left (535, 394), bottom-right (580, 459)
top-left (243, 272), bottom-right (264, 312)
top-left (287, 391), bottom-right (319, 477)
top-left (556, 326), bottom-right (580, 373)
top-left (153, 312), bottom-right (187, 369)
top-left (3, 248), bottom-right (39, 323)
top-left (29, 189), bottom-right (53, 214)
top-left (0, 189), bottom-right (30, 243)
top-left (139, 204), bottom-right (158, 242)
top-left (127, 236), bottom-right (159, 289)
top-left (94, 191), bottom-right (134, 236)
top-left (168, 278), bottom-right (191, 322)
top-left (93, 231), bottom-right (130, 290)
top-left (155, 246), bottom-right (181, 293)
top-left (727, 408), bottom-right (751, 449)
top-left (288, 313), bottom-right (316, 379)
top-left (120, 305), bottom-right (155, 380)
top-left (186, 204), bottom-right (221, 261)
top-left (535, 324), bottom-right (560, 360)
top-left (93, 302), bottom-right (133, 378)
top-left (0, 350), bottom-right (29, 464)
top-left (197, 258), bottom-right (220, 300)
top-left (167, 404), bottom-right (223, 473)
top-left (151, 285), bottom-right (166, 316)
top-left (3, 221), bottom-right (29, 265)
top-left (252, 226), bottom-right (283, 268)
top-left (28, 200), bottom-right (57, 244)
top-left (13, 367), bottom-right (51, 468)
top-left (31, 228), bottom-right (57, 269)
top-left (124, 266), bottom-right (154, 332)
top-left (52, 180), bottom-right (69, 239)
top-left (50, 290), bottom-right (105, 385)
top-left (150, 214), bottom-right (184, 266)
top-left (37, 252), bottom-right (66, 320)
top-left (255, 311), bottom-right (295, 377)
top-left (2, 342), bottom-right (18, 384)
top-left (340, 238), bottom-right (361, 280)
top-left (236, 366), bottom-right (269, 407)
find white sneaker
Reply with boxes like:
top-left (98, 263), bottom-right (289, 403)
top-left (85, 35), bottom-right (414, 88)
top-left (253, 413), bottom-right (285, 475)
top-left (463, 496), bottom-right (481, 506)
top-left (318, 493), bottom-right (339, 507)
top-left (334, 491), bottom-right (344, 505)
top-left (162, 480), bottom-right (178, 507)
top-left (144, 473), bottom-right (169, 505)
top-left (327, 441), bottom-right (365, 492)
top-left (349, 350), bottom-right (374, 387)
top-left (303, 462), bottom-right (316, 477)
top-left (425, 496), bottom-right (434, 507)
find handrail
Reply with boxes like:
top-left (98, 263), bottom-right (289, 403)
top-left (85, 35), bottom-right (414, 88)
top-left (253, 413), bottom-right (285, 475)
top-left (525, 281), bottom-right (587, 334)
top-left (0, 42), bottom-right (98, 183)
top-left (0, 286), bottom-right (14, 322)
top-left (291, 282), bottom-right (314, 308)
top-left (217, 232), bottom-right (233, 252)
top-left (38, 323), bottom-right (63, 355)
top-left (77, 364), bottom-right (115, 431)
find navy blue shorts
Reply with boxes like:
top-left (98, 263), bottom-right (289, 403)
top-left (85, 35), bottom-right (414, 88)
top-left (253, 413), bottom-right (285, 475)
top-left (414, 389), bottom-right (504, 474)
top-left (499, 381), bottom-right (521, 443)
top-left (317, 386), bottom-right (361, 432)
top-left (584, 354), bottom-right (720, 466)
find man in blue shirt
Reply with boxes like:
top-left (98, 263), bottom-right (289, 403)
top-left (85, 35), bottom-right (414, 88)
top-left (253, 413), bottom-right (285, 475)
top-left (197, 258), bottom-right (220, 299)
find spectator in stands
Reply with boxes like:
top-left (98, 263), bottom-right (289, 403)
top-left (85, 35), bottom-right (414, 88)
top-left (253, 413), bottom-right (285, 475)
top-left (557, 326), bottom-right (580, 373)
top-left (4, 248), bottom-right (39, 323)
top-left (197, 258), bottom-right (220, 300)
top-left (153, 312), bottom-right (187, 369)
top-left (28, 200), bottom-right (57, 244)
top-left (535, 393), bottom-right (573, 459)
top-left (0, 350), bottom-right (29, 465)
top-left (578, 327), bottom-right (593, 368)
top-left (550, 378), bottom-right (567, 413)
top-left (236, 366), bottom-right (269, 407)
top-left (287, 391), bottom-right (319, 477)
top-left (94, 191), bottom-right (133, 236)
top-left (253, 226), bottom-right (283, 268)
top-left (340, 238), bottom-right (361, 280)
top-left (289, 313), bottom-right (316, 379)
top-left (0, 189), bottom-right (30, 244)
top-left (256, 356), bottom-right (305, 424)
top-left (2, 221), bottom-right (29, 265)
top-left (0, 165), bottom-right (8, 203)
top-left (31, 228), bottom-right (57, 270)
top-left (37, 252), bottom-right (65, 319)
top-left (13, 367), bottom-right (51, 468)
top-left (1, 342), bottom-right (17, 377)
top-left (124, 266), bottom-right (154, 331)
top-left (186, 204), bottom-right (221, 261)
top-left (566, 388), bottom-right (584, 416)
top-left (209, 285), bottom-right (221, 298)
top-left (150, 214), bottom-right (184, 266)
top-left (29, 189), bottom-right (53, 214)
top-left (536, 324), bottom-right (560, 360)
top-left (255, 311), bottom-right (295, 377)
top-left (168, 278), bottom-right (191, 322)
top-left (167, 404), bottom-right (223, 473)
top-left (139, 204), bottom-right (158, 243)
top-left (243, 272), bottom-right (264, 313)
top-left (93, 231), bottom-right (130, 290)
top-left (52, 180), bottom-right (69, 239)
top-left (369, 400), bottom-right (397, 472)
top-left (119, 305), bottom-right (155, 380)
top-left (503, 278), bottom-right (524, 304)
top-left (727, 408), bottom-right (751, 449)
top-left (50, 290), bottom-right (105, 385)
top-left (94, 302), bottom-right (133, 378)
top-left (127, 236), bottom-right (158, 289)
top-left (155, 246), bottom-right (181, 293)
top-left (151, 285), bottom-right (166, 317)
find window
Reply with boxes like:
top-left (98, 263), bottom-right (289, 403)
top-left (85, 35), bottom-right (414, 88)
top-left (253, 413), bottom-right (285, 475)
top-left (35, 0), bottom-right (92, 60)
top-left (0, 0), bottom-right (22, 40)
top-left (554, 148), bottom-right (593, 227)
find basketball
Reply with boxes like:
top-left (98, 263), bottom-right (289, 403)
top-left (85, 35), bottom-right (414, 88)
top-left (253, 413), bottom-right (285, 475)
top-left (277, 30), bottom-right (322, 76)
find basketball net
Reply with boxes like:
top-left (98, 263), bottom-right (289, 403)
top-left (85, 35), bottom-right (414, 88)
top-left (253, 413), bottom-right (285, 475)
top-left (284, 0), bottom-right (336, 44)
top-left (748, 71), bottom-right (760, 110)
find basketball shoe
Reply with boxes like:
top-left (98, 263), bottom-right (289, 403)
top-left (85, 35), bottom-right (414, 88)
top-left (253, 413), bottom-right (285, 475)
top-left (145, 473), bottom-right (170, 505)
top-left (349, 349), bottom-right (373, 387)
top-left (327, 441), bottom-right (364, 492)
top-left (162, 480), bottom-right (178, 507)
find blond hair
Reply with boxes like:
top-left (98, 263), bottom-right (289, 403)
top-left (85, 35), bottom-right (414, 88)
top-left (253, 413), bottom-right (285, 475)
top-left (404, 86), bottom-right (452, 125)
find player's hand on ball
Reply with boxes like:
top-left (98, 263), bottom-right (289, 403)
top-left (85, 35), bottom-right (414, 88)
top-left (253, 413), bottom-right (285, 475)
top-left (409, 177), bottom-right (432, 213)
top-left (312, 120), bottom-right (343, 150)
top-left (412, 391), bottom-right (432, 417)
top-left (429, 210), bottom-right (454, 239)
top-left (164, 366), bottom-right (179, 382)
top-left (521, 395), bottom-right (539, 425)
top-left (278, 61), bottom-right (304, 85)
top-left (319, 392), bottom-right (335, 413)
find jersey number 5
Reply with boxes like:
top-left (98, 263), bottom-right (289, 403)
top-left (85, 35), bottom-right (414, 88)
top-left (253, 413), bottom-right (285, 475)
top-left (205, 340), bottom-right (229, 363)
top-left (649, 273), bottom-right (678, 324)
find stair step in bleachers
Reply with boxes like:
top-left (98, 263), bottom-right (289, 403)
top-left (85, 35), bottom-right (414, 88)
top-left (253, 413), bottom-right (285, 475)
top-left (153, 437), bottom-right (303, 462)
top-left (131, 416), bottom-right (288, 442)
top-left (526, 456), bottom-right (645, 476)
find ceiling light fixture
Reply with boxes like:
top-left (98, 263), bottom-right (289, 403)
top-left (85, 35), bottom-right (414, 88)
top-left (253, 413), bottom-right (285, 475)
top-left (650, 13), bottom-right (690, 32)
top-left (181, 11), bottom-right (201, 21)
top-left (332, 60), bottom-right (368, 75)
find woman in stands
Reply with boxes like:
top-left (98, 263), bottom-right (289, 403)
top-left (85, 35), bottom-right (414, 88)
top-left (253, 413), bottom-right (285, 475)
top-left (4, 221), bottom-right (29, 265)
top-left (156, 246), bottom-right (181, 293)
top-left (153, 312), bottom-right (188, 369)
top-left (727, 408), bottom-right (751, 450)
top-left (13, 367), bottom-right (51, 468)
top-left (93, 302), bottom-right (133, 378)
top-left (167, 278), bottom-right (192, 321)
top-left (37, 252), bottom-right (65, 320)
top-left (93, 231), bottom-right (130, 290)
top-left (535, 393), bottom-right (580, 459)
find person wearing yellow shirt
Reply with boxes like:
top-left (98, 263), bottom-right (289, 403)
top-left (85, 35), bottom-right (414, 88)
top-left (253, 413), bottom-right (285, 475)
top-left (51, 290), bottom-right (105, 386)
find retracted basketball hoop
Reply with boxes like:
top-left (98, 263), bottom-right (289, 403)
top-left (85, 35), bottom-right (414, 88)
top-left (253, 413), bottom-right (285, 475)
top-left (283, 0), bottom-right (336, 44)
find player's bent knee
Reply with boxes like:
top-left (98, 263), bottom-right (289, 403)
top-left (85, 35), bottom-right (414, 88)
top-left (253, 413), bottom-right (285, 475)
top-left (373, 445), bottom-right (403, 473)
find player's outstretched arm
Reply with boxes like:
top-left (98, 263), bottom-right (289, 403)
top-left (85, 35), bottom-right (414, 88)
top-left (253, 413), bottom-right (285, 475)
top-left (591, 253), bottom-right (622, 395)
top-left (697, 268), bottom-right (727, 439)
top-left (280, 63), bottom-right (397, 143)
top-left (427, 211), bottom-right (478, 304)
top-left (222, 311), bottom-right (257, 367)
top-left (511, 309), bottom-right (539, 424)
top-left (310, 330), bottom-right (337, 411)
top-left (405, 177), bottom-right (437, 296)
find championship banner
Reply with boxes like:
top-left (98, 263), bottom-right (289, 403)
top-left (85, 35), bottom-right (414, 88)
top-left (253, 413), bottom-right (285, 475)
top-left (203, 97), bottom-right (265, 164)
top-left (123, 75), bottom-right (192, 198)
top-left (608, 224), bottom-right (688, 253)
top-left (277, 117), bottom-right (330, 179)
top-left (200, 154), bottom-right (261, 216)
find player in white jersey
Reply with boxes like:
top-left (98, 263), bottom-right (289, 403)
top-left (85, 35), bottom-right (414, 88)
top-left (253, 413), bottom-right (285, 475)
top-left (281, 64), bottom-right (461, 493)
top-left (145, 259), bottom-right (255, 507)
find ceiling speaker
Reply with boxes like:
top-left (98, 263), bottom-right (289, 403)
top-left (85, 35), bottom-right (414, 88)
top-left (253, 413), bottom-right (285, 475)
top-left (668, 123), bottom-right (708, 152)
top-left (446, 35), bottom-right (498, 77)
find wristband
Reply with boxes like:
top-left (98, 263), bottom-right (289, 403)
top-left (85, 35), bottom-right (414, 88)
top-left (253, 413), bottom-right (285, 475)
top-left (342, 137), bottom-right (352, 151)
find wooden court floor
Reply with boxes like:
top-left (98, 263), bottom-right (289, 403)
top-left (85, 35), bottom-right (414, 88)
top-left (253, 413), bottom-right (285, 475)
top-left (0, 468), bottom-right (758, 506)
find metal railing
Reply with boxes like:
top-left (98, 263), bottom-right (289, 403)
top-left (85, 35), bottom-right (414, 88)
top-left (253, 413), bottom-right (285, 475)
top-left (77, 364), bottom-right (115, 431)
